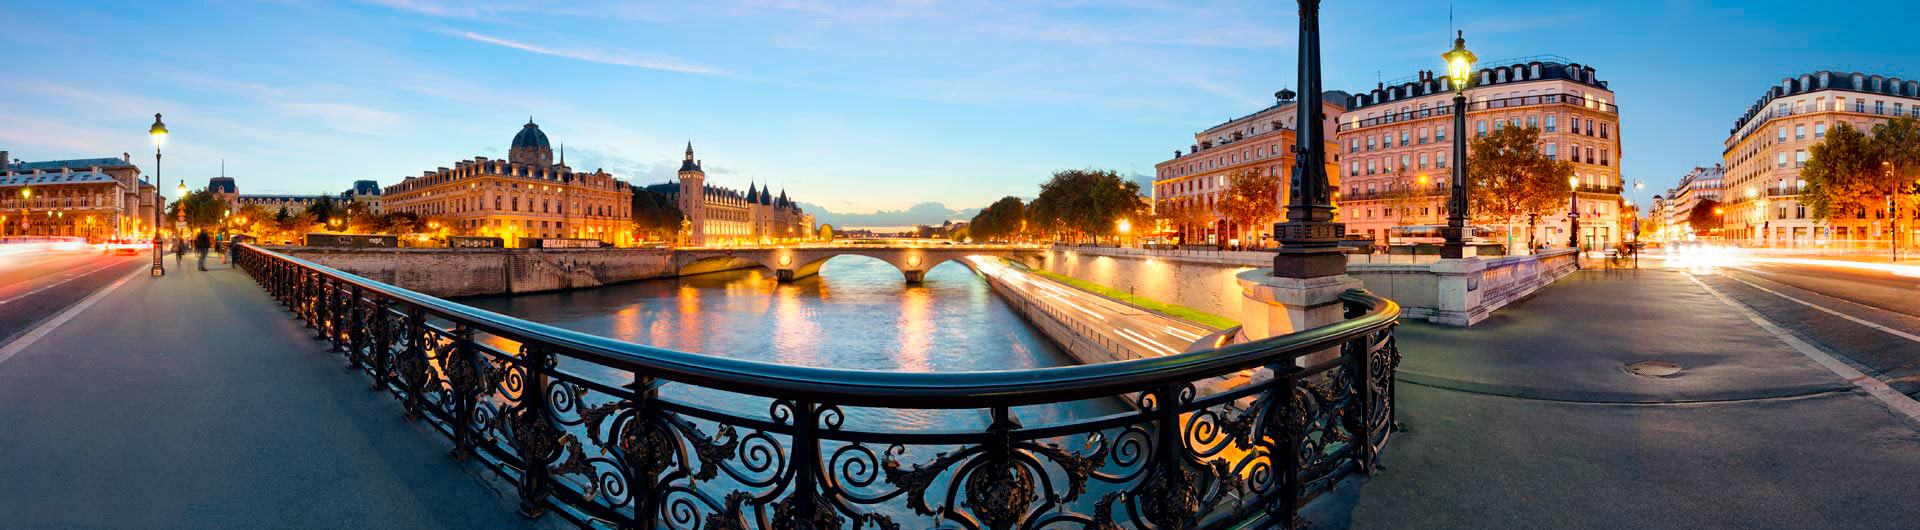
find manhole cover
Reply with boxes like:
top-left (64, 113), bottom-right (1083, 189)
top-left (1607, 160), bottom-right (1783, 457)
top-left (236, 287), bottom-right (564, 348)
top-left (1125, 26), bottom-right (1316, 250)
top-left (1627, 361), bottom-right (1682, 377)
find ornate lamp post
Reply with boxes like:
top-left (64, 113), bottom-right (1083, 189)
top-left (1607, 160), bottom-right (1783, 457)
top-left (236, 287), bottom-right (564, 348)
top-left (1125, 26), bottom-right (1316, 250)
top-left (19, 188), bottom-right (30, 236)
top-left (1270, 0), bottom-right (1345, 278)
top-left (1887, 161), bottom-right (1898, 262)
top-left (1440, 31), bottom-right (1477, 259)
top-left (1567, 176), bottom-right (1581, 251)
top-left (149, 113), bottom-right (168, 277)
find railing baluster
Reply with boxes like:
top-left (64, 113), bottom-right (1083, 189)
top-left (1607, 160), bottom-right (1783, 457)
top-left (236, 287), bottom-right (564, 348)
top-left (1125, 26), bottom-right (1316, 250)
top-left (347, 285), bottom-right (366, 367)
top-left (372, 299), bottom-right (392, 391)
top-left (450, 325), bottom-right (477, 460)
top-left (403, 307), bottom-right (427, 420)
top-left (515, 344), bottom-right (554, 519)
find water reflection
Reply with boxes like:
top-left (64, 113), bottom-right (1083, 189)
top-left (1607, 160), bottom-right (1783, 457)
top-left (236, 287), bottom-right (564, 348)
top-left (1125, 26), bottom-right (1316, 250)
top-left (462, 256), bottom-right (1126, 431)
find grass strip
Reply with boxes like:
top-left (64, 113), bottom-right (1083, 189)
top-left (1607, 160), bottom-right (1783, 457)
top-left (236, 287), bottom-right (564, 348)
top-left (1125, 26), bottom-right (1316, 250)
top-left (1006, 259), bottom-right (1240, 329)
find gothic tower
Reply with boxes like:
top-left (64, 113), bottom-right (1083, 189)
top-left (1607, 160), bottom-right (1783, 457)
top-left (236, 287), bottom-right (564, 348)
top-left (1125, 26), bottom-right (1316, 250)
top-left (678, 142), bottom-right (706, 245)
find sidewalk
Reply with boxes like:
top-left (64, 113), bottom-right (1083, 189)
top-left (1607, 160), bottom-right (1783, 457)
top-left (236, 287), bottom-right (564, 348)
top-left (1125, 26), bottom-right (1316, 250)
top-left (1322, 268), bottom-right (1920, 529)
top-left (0, 262), bottom-right (543, 528)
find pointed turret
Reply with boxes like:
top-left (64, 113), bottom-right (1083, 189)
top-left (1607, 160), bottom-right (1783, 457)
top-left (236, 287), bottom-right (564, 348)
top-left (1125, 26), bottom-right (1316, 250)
top-left (679, 142), bottom-right (702, 173)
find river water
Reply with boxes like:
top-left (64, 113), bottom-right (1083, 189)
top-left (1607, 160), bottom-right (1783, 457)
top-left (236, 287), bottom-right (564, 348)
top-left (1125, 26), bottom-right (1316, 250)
top-left (462, 257), bottom-right (1126, 431)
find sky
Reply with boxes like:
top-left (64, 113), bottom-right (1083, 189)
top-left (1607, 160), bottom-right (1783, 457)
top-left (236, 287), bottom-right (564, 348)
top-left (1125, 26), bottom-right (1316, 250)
top-left (3, 0), bottom-right (1916, 224)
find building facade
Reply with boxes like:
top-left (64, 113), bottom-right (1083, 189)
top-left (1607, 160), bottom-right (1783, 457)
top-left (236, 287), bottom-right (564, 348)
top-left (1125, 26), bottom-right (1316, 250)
top-left (1149, 91), bottom-right (1347, 246)
top-left (1660, 164), bottom-right (1724, 240)
top-left (381, 120), bottom-right (634, 246)
top-left (0, 151), bottom-right (159, 240)
top-left (1720, 71), bottom-right (1920, 247)
top-left (1335, 58), bottom-right (1625, 250)
top-left (649, 143), bottom-right (813, 246)
top-left (209, 177), bottom-right (382, 216)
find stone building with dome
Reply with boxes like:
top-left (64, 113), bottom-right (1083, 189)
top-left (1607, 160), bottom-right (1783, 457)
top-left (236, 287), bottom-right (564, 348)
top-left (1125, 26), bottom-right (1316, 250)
top-left (381, 119), bottom-right (633, 246)
top-left (646, 143), bottom-right (812, 246)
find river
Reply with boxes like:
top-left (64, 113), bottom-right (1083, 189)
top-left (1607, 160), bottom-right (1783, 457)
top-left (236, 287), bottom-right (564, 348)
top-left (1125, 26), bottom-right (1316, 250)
top-left (461, 256), bottom-right (1126, 431)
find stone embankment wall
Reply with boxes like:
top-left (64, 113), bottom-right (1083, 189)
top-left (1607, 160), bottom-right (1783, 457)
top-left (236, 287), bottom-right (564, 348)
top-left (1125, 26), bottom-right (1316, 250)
top-left (269, 247), bottom-right (733, 298)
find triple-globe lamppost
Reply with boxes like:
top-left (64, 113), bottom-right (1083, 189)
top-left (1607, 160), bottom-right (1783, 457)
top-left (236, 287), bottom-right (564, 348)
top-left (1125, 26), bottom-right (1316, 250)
top-left (149, 113), bottom-right (168, 277)
top-left (1440, 32), bottom-right (1477, 259)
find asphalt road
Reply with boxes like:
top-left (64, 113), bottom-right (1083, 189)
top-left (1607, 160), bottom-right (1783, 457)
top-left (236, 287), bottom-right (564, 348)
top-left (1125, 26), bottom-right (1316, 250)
top-left (0, 246), bottom-right (151, 345)
top-left (1693, 259), bottom-right (1920, 397)
top-left (966, 256), bottom-right (1216, 358)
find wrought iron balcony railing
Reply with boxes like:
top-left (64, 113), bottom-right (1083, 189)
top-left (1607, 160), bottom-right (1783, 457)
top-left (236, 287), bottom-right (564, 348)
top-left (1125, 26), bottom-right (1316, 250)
top-left (235, 244), bottom-right (1402, 529)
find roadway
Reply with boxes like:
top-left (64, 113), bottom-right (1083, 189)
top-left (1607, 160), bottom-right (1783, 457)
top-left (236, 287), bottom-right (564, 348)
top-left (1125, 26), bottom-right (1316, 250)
top-left (1676, 256), bottom-right (1920, 398)
top-left (0, 245), bottom-right (152, 346)
top-left (965, 256), bottom-right (1217, 360)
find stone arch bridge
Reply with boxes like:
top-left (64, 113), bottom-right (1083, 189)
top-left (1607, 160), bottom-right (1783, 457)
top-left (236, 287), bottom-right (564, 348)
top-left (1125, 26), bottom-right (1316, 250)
top-left (672, 245), bottom-right (1040, 282)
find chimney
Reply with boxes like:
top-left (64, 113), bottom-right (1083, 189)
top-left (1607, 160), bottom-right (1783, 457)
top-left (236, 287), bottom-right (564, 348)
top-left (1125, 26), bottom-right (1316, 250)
top-left (0, 151), bottom-right (7, 171)
top-left (123, 152), bottom-right (130, 163)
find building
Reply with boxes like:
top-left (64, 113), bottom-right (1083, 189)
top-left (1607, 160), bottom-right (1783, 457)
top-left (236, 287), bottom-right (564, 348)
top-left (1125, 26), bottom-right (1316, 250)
top-left (1149, 90), bottom-right (1347, 246)
top-left (647, 143), bottom-right (813, 246)
top-left (1660, 165), bottom-right (1724, 239)
top-left (208, 177), bottom-right (383, 217)
top-left (1720, 71), bottom-right (1920, 247)
top-left (0, 151), bottom-right (159, 240)
top-left (1335, 57), bottom-right (1625, 250)
top-left (381, 120), bottom-right (634, 246)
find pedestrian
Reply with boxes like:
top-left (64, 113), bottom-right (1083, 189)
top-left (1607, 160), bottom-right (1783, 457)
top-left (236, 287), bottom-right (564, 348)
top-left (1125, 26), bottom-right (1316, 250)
top-left (174, 235), bottom-right (187, 266)
top-left (194, 231), bottom-right (211, 271)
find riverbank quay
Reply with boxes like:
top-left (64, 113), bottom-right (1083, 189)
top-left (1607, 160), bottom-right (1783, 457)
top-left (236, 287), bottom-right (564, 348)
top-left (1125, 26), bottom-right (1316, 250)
top-left (0, 264), bottom-right (545, 529)
top-left (1040, 245), bottom-right (1576, 326)
top-left (1313, 267), bottom-right (1920, 529)
top-left (964, 256), bottom-right (1222, 365)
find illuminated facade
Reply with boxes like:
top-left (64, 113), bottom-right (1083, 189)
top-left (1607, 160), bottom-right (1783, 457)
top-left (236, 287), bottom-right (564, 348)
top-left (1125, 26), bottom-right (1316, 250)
top-left (1660, 165), bottom-right (1723, 239)
top-left (649, 143), bottom-right (813, 246)
top-left (0, 151), bottom-right (158, 240)
top-left (1336, 58), bottom-right (1625, 250)
top-left (381, 120), bottom-right (634, 246)
top-left (210, 178), bottom-right (383, 216)
top-left (1720, 71), bottom-right (1920, 246)
top-left (1149, 92), bottom-right (1347, 246)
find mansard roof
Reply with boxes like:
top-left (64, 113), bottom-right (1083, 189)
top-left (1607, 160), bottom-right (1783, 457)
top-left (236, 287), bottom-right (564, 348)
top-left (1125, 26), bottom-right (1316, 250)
top-left (1346, 57), bottom-right (1608, 111)
top-left (1728, 71), bottom-right (1920, 135)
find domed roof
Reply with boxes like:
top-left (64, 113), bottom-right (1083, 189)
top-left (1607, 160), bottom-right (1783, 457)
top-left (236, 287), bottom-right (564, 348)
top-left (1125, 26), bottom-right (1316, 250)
top-left (512, 119), bottom-right (551, 151)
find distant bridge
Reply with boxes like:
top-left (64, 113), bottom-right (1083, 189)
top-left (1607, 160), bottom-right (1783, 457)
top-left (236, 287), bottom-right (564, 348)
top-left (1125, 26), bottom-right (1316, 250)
top-left (671, 244), bottom-right (1041, 282)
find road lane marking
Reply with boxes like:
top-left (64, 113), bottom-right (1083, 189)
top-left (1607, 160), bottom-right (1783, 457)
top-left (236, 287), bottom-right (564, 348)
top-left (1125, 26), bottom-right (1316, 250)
top-left (1722, 270), bottom-right (1920, 344)
top-left (0, 259), bottom-right (133, 306)
top-left (0, 266), bottom-right (144, 368)
top-left (1685, 272), bottom-right (1920, 424)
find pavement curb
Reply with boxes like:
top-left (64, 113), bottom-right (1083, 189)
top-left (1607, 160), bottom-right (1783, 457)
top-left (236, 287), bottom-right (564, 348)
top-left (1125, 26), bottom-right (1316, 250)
top-left (1397, 369), bottom-right (1853, 405)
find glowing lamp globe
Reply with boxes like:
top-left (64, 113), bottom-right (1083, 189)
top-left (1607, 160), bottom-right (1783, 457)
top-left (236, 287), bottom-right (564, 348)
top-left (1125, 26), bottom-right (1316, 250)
top-left (1441, 31), bottom-right (1477, 93)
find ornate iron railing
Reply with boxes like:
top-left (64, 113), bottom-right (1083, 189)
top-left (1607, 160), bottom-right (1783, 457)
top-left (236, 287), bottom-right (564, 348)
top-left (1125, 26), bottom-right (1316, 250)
top-left (236, 243), bottom-right (1401, 529)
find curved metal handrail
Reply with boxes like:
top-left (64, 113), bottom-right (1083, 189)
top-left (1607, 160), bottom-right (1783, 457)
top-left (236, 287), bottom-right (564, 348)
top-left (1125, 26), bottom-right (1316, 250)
top-left (235, 242), bottom-right (1402, 529)
top-left (238, 243), bottom-right (1397, 408)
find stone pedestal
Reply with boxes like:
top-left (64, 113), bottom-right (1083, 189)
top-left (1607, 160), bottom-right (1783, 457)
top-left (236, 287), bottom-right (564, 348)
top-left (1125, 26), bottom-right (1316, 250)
top-left (1237, 269), bottom-right (1363, 365)
top-left (1428, 257), bottom-right (1486, 326)
top-left (902, 269), bottom-right (925, 283)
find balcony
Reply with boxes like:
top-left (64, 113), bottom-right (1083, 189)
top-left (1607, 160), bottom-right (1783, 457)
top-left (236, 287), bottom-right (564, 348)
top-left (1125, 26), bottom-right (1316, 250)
top-left (1767, 187), bottom-right (1801, 197)
top-left (1575, 185), bottom-right (1623, 194)
top-left (1339, 93), bottom-right (1620, 132)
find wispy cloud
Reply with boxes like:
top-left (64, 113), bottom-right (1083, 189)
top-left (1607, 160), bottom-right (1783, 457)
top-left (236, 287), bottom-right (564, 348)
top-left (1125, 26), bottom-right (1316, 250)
top-left (457, 32), bottom-right (727, 76)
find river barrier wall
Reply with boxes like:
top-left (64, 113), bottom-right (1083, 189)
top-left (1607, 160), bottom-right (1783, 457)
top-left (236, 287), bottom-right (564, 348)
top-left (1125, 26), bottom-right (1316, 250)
top-left (265, 246), bottom-right (755, 298)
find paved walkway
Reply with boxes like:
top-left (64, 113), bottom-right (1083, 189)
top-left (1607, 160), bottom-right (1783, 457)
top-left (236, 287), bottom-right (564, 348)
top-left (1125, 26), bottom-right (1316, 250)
top-left (1315, 267), bottom-right (1920, 529)
top-left (0, 261), bottom-right (544, 529)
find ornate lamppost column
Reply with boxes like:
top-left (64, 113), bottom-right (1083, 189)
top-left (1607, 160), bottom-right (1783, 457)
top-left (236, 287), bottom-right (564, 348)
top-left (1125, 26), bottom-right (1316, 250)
top-left (1441, 32), bottom-right (1476, 259)
top-left (1269, 0), bottom-right (1344, 278)
top-left (150, 113), bottom-right (168, 277)
top-left (1568, 176), bottom-right (1581, 250)
top-left (1237, 0), bottom-right (1366, 341)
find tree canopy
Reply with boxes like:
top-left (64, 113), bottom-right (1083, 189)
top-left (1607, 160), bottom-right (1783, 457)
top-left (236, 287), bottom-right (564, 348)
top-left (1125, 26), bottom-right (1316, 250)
top-left (1801, 117), bottom-right (1920, 224)
top-left (968, 196), bottom-right (1027, 242)
top-left (630, 189), bottom-right (686, 243)
top-left (1687, 199), bottom-right (1722, 234)
top-left (1027, 169), bottom-right (1148, 243)
top-left (1216, 167), bottom-right (1282, 242)
top-left (1466, 125), bottom-right (1574, 249)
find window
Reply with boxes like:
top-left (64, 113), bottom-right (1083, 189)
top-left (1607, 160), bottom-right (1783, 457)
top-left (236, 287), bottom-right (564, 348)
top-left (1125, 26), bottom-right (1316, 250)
top-left (1476, 121), bottom-right (1487, 137)
top-left (1400, 131), bottom-right (1410, 145)
top-left (1776, 153), bottom-right (1787, 168)
top-left (1350, 162), bottom-right (1360, 176)
top-left (1545, 115), bottom-right (1557, 133)
top-left (1367, 160), bottom-right (1376, 175)
top-left (1367, 137), bottom-right (1376, 150)
top-left (1795, 150), bottom-right (1808, 167)
top-left (1401, 155), bottom-right (1410, 169)
top-left (1545, 144), bottom-right (1557, 160)
top-left (1419, 129), bottom-right (1429, 144)
top-left (1600, 122), bottom-right (1609, 139)
top-left (1419, 153), bottom-right (1429, 169)
top-left (1795, 125), bottom-right (1805, 140)
top-left (1573, 119), bottom-right (1583, 135)
top-left (1777, 127), bottom-right (1786, 142)
top-left (1494, 120), bottom-right (1505, 132)
top-left (1438, 153), bottom-right (1449, 168)
top-left (1527, 116), bottom-right (1539, 129)
top-left (1383, 134), bottom-right (1393, 148)
top-left (1599, 148), bottom-right (1609, 166)
top-left (1816, 123), bottom-right (1827, 138)
top-left (1349, 139), bottom-right (1358, 153)
top-left (1436, 126), bottom-right (1447, 142)
top-left (1876, 101), bottom-right (1885, 114)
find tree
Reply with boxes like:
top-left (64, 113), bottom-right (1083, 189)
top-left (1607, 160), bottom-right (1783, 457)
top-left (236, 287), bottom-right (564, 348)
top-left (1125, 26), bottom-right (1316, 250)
top-left (1216, 167), bottom-right (1282, 246)
top-left (818, 223), bottom-right (835, 243)
top-left (1382, 170), bottom-right (1435, 228)
top-left (166, 189), bottom-right (227, 232)
top-left (969, 196), bottom-right (1028, 242)
top-left (1687, 199), bottom-right (1722, 236)
top-left (1028, 169), bottom-right (1148, 244)
top-left (305, 197), bottom-right (338, 226)
top-left (1467, 125), bottom-right (1574, 252)
top-left (630, 189), bottom-right (686, 244)
top-left (1800, 122), bottom-right (1882, 224)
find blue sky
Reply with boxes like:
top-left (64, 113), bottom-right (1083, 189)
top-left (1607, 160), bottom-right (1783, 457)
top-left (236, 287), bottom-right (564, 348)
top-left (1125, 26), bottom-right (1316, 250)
top-left (3, 0), bottom-right (1915, 221)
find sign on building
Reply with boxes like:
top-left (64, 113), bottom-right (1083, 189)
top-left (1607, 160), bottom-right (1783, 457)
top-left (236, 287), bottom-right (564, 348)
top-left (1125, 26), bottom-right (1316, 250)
top-left (303, 233), bottom-right (397, 248)
top-left (448, 236), bottom-right (505, 249)
top-left (521, 237), bottom-right (603, 249)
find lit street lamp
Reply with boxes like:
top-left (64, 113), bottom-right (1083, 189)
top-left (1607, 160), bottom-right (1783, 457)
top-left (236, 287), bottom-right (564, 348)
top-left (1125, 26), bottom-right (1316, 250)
top-left (149, 113), bottom-right (167, 276)
top-left (1568, 176), bottom-right (1581, 251)
top-left (1270, 0), bottom-right (1345, 278)
top-left (18, 188), bottom-right (30, 237)
top-left (1887, 161), bottom-right (1898, 262)
top-left (1440, 31), bottom-right (1476, 259)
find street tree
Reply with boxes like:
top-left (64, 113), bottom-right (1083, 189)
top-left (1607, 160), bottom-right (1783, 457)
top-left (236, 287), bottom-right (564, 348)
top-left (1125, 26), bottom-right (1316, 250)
top-left (630, 189), bottom-right (687, 244)
top-left (1687, 199), bottom-right (1722, 236)
top-left (968, 196), bottom-right (1026, 242)
top-left (1029, 169), bottom-right (1147, 244)
top-left (1216, 167), bottom-right (1282, 246)
top-left (1467, 125), bottom-right (1575, 252)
